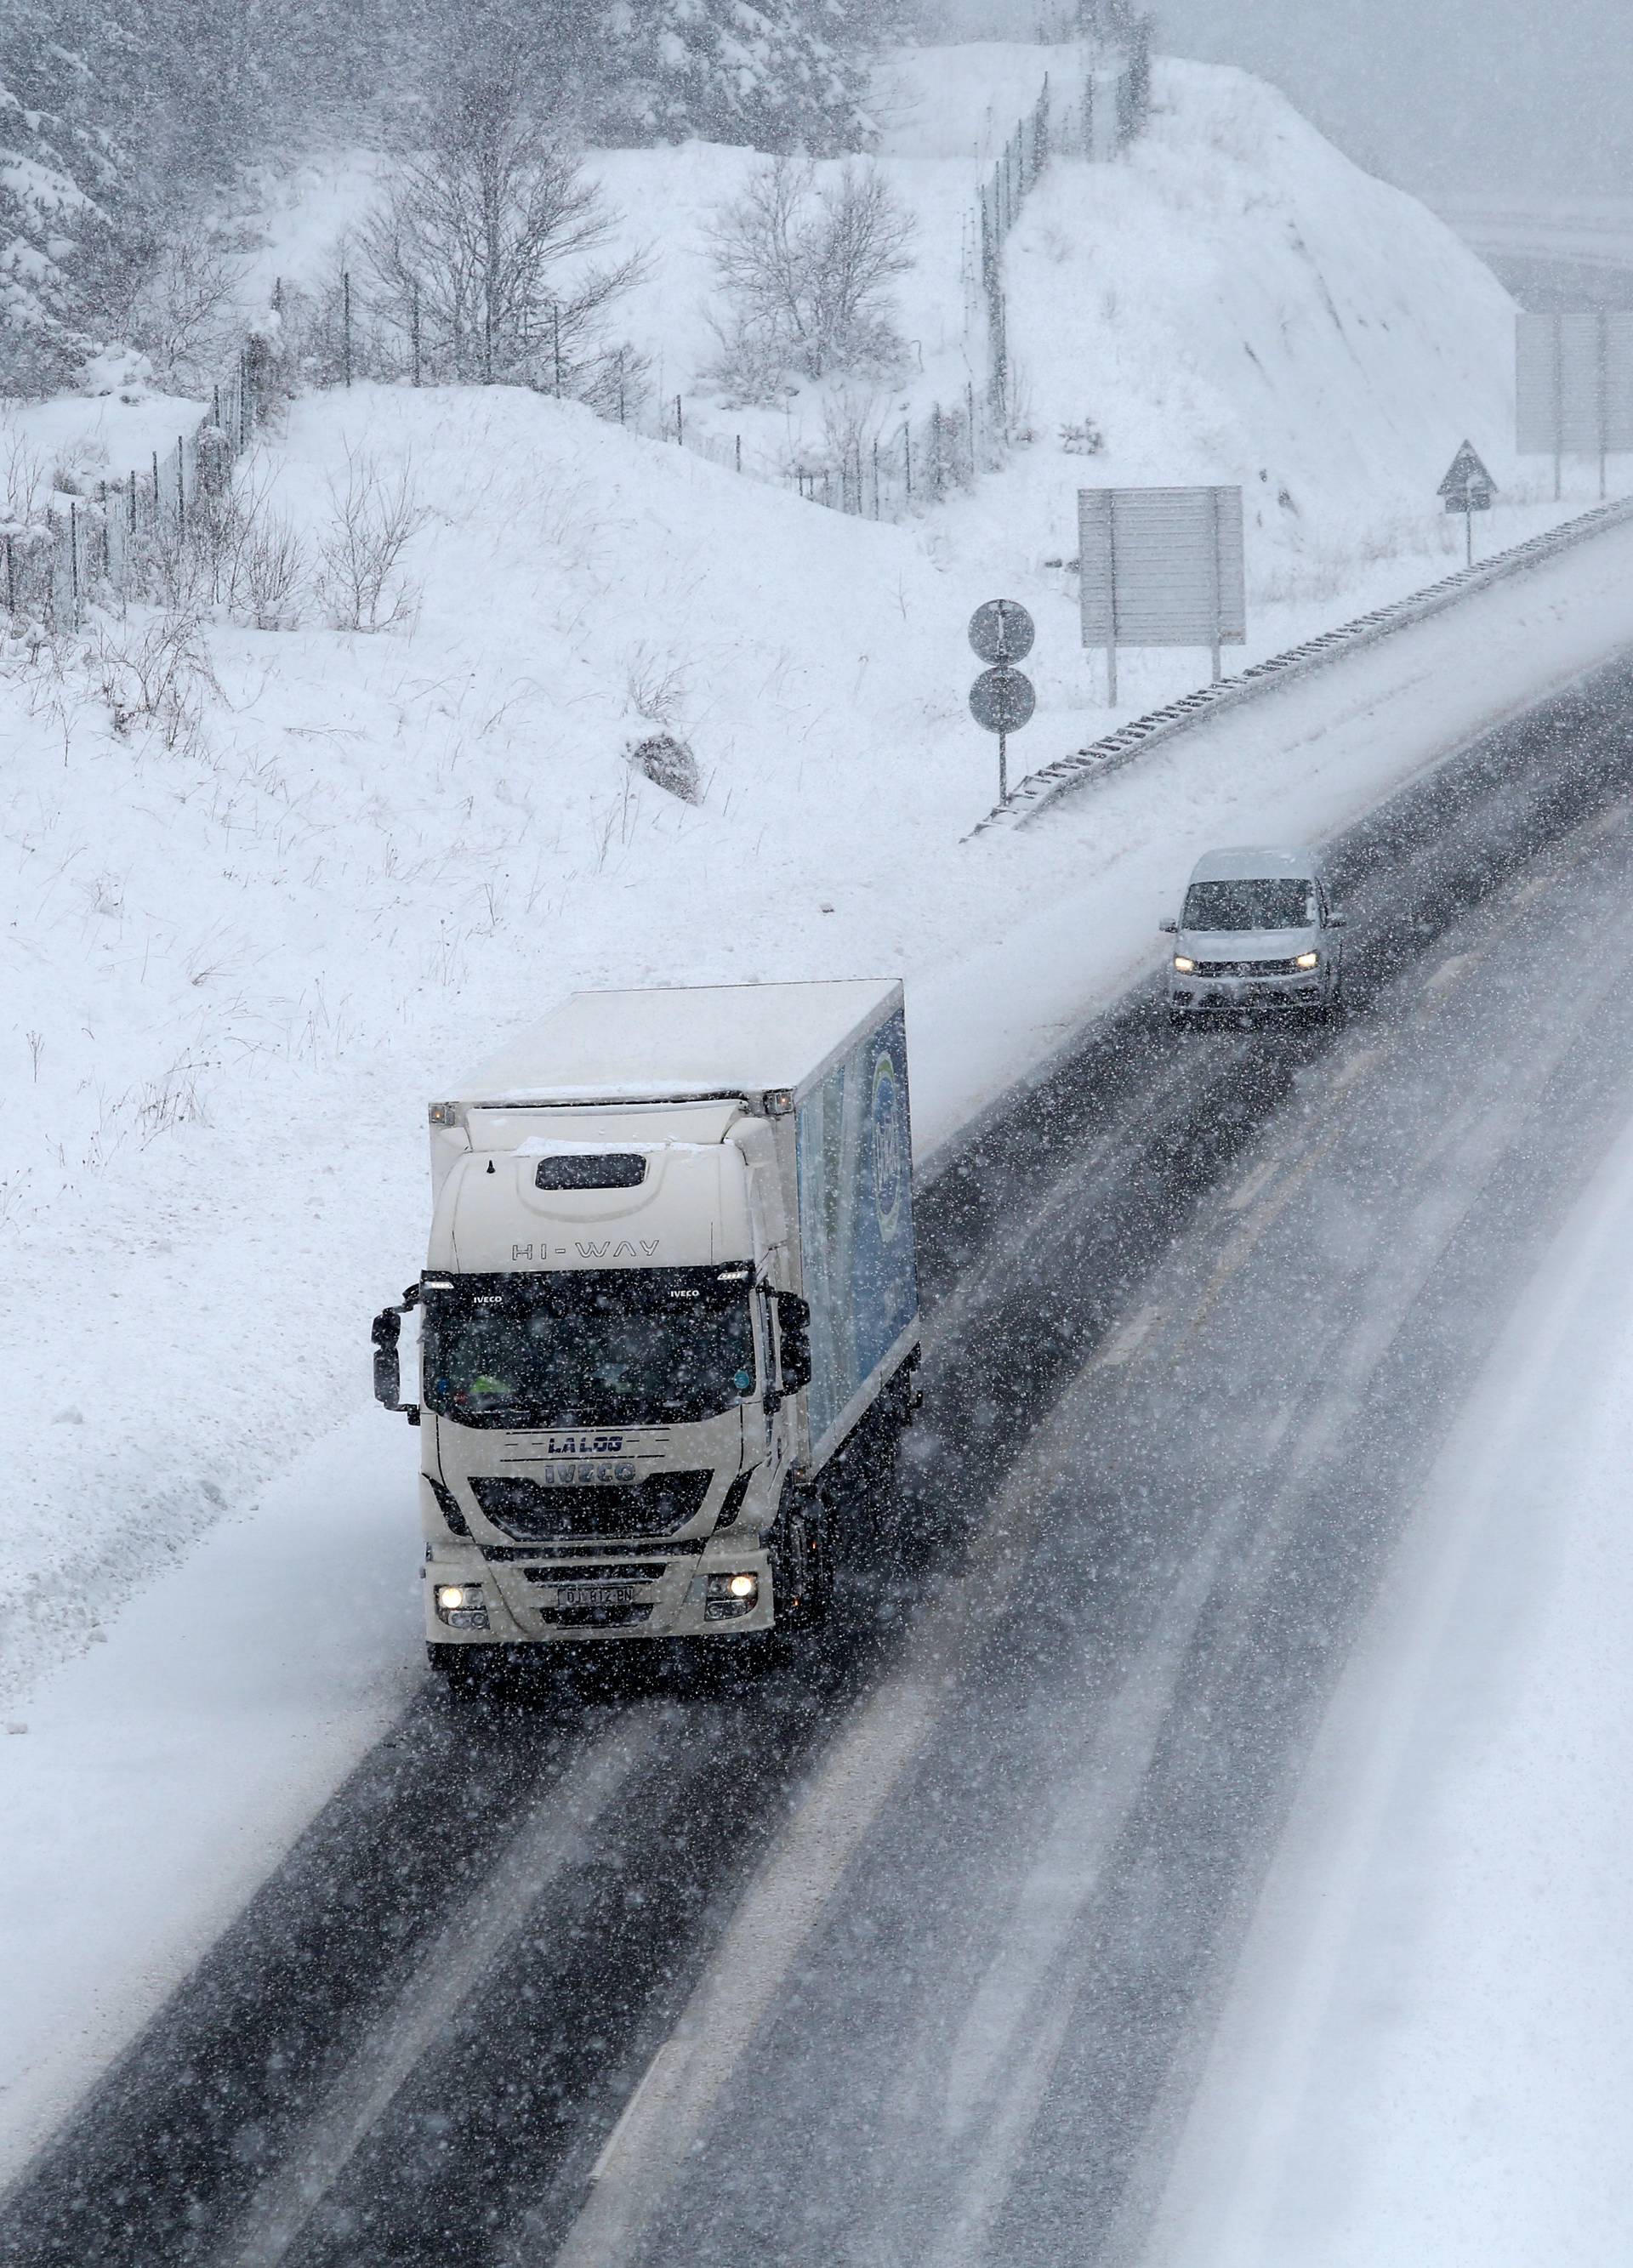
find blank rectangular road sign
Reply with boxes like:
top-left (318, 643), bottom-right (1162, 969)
top-left (1078, 486), bottom-right (1246, 649)
top-left (1516, 313), bottom-right (1633, 455)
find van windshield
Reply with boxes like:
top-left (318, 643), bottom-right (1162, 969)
top-left (424, 1268), bottom-right (756, 1430)
top-left (1183, 878), bottom-right (1315, 931)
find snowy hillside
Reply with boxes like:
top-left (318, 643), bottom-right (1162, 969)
top-left (229, 52), bottom-right (1531, 663)
top-left (0, 47), bottom-right (1554, 1699)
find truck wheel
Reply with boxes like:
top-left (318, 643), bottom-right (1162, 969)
top-left (771, 1498), bottom-right (833, 1632)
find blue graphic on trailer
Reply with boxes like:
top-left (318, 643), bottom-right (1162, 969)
top-left (795, 1009), bottom-right (918, 1452)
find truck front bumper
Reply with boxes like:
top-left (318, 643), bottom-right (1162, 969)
top-left (424, 1546), bottom-right (777, 1644)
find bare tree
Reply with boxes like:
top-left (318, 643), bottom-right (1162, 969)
top-left (128, 235), bottom-right (243, 393)
top-left (0, 413), bottom-right (47, 531)
top-left (362, 61), bottom-right (644, 394)
top-left (705, 156), bottom-right (916, 389)
top-left (318, 446), bottom-right (428, 633)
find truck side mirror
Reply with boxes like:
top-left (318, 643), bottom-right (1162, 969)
top-left (1327, 912), bottom-right (1348, 929)
top-left (373, 1302), bottom-right (421, 1424)
top-left (777, 1293), bottom-right (813, 1396)
top-left (1158, 917), bottom-right (1178, 934)
top-left (373, 1309), bottom-right (402, 1407)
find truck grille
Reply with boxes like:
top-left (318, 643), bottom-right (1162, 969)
top-left (520, 1562), bottom-right (667, 1584)
top-left (469, 1472), bottom-right (713, 1541)
top-left (539, 1602), bottom-right (656, 1629)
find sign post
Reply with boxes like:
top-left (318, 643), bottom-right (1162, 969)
top-left (1078, 486), bottom-right (1246, 705)
top-left (1516, 312), bottom-right (1633, 501)
top-left (969, 600), bottom-right (1037, 804)
top-left (1437, 439), bottom-right (1496, 567)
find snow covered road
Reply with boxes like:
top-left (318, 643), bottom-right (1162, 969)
top-left (6, 649), bottom-right (1633, 2265)
top-left (1147, 966), bottom-right (1633, 2268)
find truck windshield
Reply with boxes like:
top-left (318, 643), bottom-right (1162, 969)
top-left (1183, 878), bottom-right (1315, 931)
top-left (423, 1268), bottom-right (757, 1430)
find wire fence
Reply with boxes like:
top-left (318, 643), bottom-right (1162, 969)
top-left (276, 258), bottom-right (1016, 527)
top-left (977, 74), bottom-right (1056, 411)
top-left (2, 343), bottom-right (273, 631)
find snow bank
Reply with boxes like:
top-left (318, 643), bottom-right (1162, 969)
top-left (2, 384), bottom-right (209, 510)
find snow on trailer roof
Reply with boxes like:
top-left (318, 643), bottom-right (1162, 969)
top-left (451, 980), bottom-right (904, 1107)
top-left (1187, 844), bottom-right (1323, 883)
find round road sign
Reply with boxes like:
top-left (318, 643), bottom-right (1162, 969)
top-left (970, 666), bottom-right (1036, 736)
top-left (969, 599), bottom-right (1036, 667)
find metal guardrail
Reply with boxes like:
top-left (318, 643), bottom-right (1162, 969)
top-left (969, 491), bottom-right (1633, 836)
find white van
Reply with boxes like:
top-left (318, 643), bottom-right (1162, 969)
top-left (1162, 845), bottom-right (1346, 1026)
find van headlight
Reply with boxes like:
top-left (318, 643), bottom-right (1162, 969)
top-left (1173, 955), bottom-right (1196, 975)
top-left (1294, 951), bottom-right (1320, 971)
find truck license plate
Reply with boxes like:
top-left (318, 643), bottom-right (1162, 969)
top-left (557, 1583), bottom-right (639, 1611)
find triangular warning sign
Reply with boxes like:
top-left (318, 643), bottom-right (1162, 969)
top-left (1438, 440), bottom-right (1497, 497)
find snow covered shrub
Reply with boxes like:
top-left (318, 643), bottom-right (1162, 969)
top-left (93, 612), bottom-right (220, 753)
top-left (703, 310), bottom-right (795, 408)
top-left (623, 646), bottom-right (701, 800)
top-left (571, 339), bottom-right (655, 423)
top-left (157, 456), bottom-right (313, 629)
top-left (628, 734), bottom-right (702, 804)
top-left (704, 156), bottom-right (916, 389)
top-left (624, 644), bottom-right (689, 731)
top-left (1060, 416), bottom-right (1106, 456)
top-left (236, 516), bottom-right (310, 632)
top-left (275, 254), bottom-right (401, 393)
top-left (48, 433), bottom-right (109, 497)
top-left (317, 446), bottom-right (428, 634)
top-left (820, 385), bottom-right (892, 484)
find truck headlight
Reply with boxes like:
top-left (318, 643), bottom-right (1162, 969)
top-left (1173, 956), bottom-right (1196, 975)
top-left (705, 1571), bottom-right (760, 1620)
top-left (1294, 951), bottom-right (1320, 970)
top-left (435, 1583), bottom-right (488, 1629)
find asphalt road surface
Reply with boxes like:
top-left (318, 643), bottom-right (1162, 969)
top-left (5, 650), bottom-right (1633, 2268)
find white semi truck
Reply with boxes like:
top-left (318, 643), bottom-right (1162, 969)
top-left (372, 981), bottom-right (920, 1669)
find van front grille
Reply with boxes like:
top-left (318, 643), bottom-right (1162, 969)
top-left (1193, 958), bottom-right (1303, 978)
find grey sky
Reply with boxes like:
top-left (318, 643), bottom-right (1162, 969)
top-left (928, 0), bottom-right (1633, 197)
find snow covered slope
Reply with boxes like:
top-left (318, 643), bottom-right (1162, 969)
top-left (231, 46), bottom-right (1534, 629)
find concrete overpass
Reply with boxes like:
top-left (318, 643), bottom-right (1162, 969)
top-left (1432, 196), bottom-right (1633, 308)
